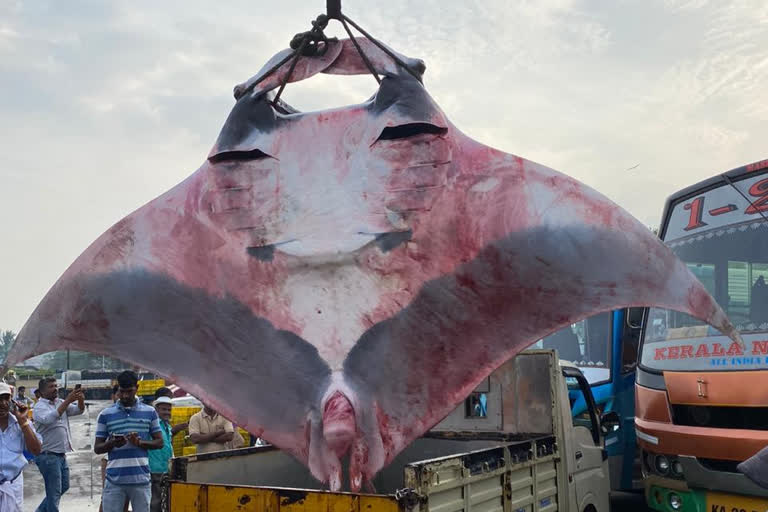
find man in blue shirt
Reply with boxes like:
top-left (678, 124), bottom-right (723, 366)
top-left (0, 381), bottom-right (41, 511)
top-left (94, 371), bottom-right (163, 512)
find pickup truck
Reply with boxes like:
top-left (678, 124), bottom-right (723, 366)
top-left (165, 350), bottom-right (618, 511)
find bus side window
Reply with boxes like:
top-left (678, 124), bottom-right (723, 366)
top-left (621, 308), bottom-right (643, 373)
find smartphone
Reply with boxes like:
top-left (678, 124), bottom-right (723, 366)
top-left (74, 384), bottom-right (82, 390)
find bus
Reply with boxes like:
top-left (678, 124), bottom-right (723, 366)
top-left (635, 158), bottom-right (768, 512)
top-left (532, 308), bottom-right (643, 491)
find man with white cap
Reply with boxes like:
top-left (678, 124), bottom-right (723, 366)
top-left (0, 381), bottom-right (42, 511)
top-left (148, 396), bottom-right (174, 512)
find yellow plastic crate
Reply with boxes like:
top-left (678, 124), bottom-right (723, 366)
top-left (171, 406), bottom-right (201, 424)
top-left (182, 446), bottom-right (197, 456)
top-left (168, 406), bottom-right (254, 454)
top-left (237, 427), bottom-right (251, 447)
top-left (137, 379), bottom-right (165, 396)
top-left (172, 433), bottom-right (185, 450)
top-left (171, 406), bottom-right (201, 456)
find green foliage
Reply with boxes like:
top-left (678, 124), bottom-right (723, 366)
top-left (0, 329), bottom-right (123, 371)
top-left (9, 368), bottom-right (55, 382)
top-left (41, 351), bottom-right (125, 371)
top-left (0, 330), bottom-right (15, 364)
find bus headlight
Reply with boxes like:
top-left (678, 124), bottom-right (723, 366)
top-left (669, 493), bottom-right (682, 510)
top-left (655, 454), bottom-right (670, 475)
top-left (671, 460), bottom-right (684, 477)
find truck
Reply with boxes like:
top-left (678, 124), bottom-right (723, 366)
top-left (635, 158), bottom-right (768, 512)
top-left (56, 370), bottom-right (164, 400)
top-left (165, 350), bottom-right (619, 511)
top-left (533, 309), bottom-right (644, 491)
top-left (56, 370), bottom-right (113, 399)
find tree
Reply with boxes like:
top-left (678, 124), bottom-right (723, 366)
top-left (42, 350), bottom-right (125, 371)
top-left (0, 331), bottom-right (16, 364)
top-left (0, 332), bottom-right (125, 370)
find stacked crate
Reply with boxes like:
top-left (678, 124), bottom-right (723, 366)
top-left (237, 428), bottom-right (251, 447)
top-left (137, 379), bottom-right (165, 397)
top-left (170, 406), bottom-right (201, 457)
top-left (169, 405), bottom-right (253, 456)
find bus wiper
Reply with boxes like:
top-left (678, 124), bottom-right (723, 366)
top-left (721, 173), bottom-right (768, 227)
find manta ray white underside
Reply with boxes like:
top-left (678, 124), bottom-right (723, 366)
top-left (5, 38), bottom-right (740, 491)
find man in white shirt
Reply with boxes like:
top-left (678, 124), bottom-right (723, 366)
top-left (0, 381), bottom-right (42, 511)
top-left (32, 378), bottom-right (84, 512)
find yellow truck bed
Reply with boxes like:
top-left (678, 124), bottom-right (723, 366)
top-left (170, 483), bottom-right (399, 511)
top-left (169, 435), bottom-right (560, 512)
top-left (167, 351), bottom-right (567, 512)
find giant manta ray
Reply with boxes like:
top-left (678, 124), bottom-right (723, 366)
top-left (5, 38), bottom-right (740, 491)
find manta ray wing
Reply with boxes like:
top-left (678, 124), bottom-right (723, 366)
top-left (340, 133), bottom-right (738, 487)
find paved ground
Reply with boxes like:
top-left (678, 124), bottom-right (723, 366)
top-left (22, 400), bottom-right (108, 511)
top-left (612, 491), bottom-right (652, 512)
top-left (20, 400), bottom-right (651, 511)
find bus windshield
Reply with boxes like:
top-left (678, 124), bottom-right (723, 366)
top-left (641, 171), bottom-right (768, 372)
top-left (531, 312), bottom-right (612, 384)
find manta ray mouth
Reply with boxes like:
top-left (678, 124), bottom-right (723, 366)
top-left (322, 391), bottom-right (356, 458)
top-left (246, 230), bottom-right (413, 261)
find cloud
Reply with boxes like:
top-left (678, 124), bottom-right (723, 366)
top-left (1, 0), bottom-right (768, 332)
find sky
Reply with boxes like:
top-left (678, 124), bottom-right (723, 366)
top-left (1, 0), bottom-right (768, 333)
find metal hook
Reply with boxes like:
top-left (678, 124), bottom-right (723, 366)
top-left (327, 0), bottom-right (342, 20)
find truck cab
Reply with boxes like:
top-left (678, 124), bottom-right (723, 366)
top-left (167, 350), bottom-right (617, 511)
top-left (532, 309), bottom-right (643, 491)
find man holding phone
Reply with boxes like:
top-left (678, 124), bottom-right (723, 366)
top-left (95, 371), bottom-right (163, 512)
top-left (0, 381), bottom-right (42, 511)
top-left (32, 377), bottom-right (85, 511)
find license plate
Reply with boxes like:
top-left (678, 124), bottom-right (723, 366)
top-left (706, 492), bottom-right (768, 512)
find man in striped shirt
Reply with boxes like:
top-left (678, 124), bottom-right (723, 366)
top-left (94, 371), bottom-right (163, 512)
